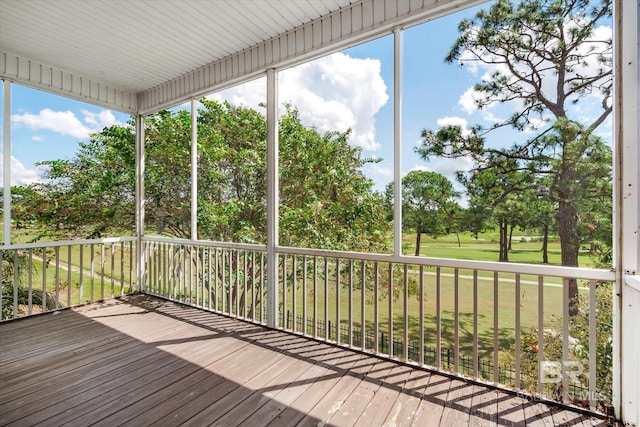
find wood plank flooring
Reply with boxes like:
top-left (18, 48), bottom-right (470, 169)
top-left (0, 295), bottom-right (610, 426)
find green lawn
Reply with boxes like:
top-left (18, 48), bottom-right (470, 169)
top-left (401, 230), bottom-right (594, 267)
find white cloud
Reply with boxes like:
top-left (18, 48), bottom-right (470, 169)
top-left (368, 162), bottom-right (393, 178)
top-left (12, 108), bottom-right (121, 139)
top-left (458, 87), bottom-right (480, 115)
top-left (32, 135), bottom-right (43, 141)
top-left (82, 109), bottom-right (118, 128)
top-left (0, 156), bottom-right (41, 186)
top-left (210, 52), bottom-right (389, 152)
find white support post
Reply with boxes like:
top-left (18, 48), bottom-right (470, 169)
top-left (614, 0), bottom-right (640, 424)
top-left (393, 28), bottom-right (403, 257)
top-left (266, 68), bottom-right (279, 328)
top-left (191, 98), bottom-right (198, 241)
top-left (3, 80), bottom-right (11, 246)
top-left (135, 114), bottom-right (146, 292)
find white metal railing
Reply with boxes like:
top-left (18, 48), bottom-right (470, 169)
top-left (142, 237), bottom-right (268, 323)
top-left (0, 237), bottom-right (137, 321)
top-left (140, 237), bottom-right (615, 414)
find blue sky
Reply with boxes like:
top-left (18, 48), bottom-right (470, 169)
top-left (1, 1), bottom-right (612, 197)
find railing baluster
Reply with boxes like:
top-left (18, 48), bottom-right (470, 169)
top-left (336, 258), bottom-right (340, 345)
top-left (282, 253), bottom-right (287, 328)
top-left (419, 264), bottom-right (424, 366)
top-left (562, 276), bottom-right (570, 403)
top-left (473, 270), bottom-right (478, 378)
top-left (537, 275), bottom-right (544, 394)
top-left (293, 255), bottom-right (297, 332)
top-left (196, 246), bottom-right (200, 306)
top-left (260, 252), bottom-right (265, 323)
top-left (100, 244), bottom-right (105, 301)
top-left (348, 259), bottom-right (353, 347)
top-left (166, 243), bottom-right (171, 299)
top-left (208, 248), bottom-right (213, 311)
top-left (374, 261), bottom-right (379, 354)
top-left (361, 260), bottom-right (366, 353)
top-left (215, 248), bottom-right (220, 312)
top-left (388, 262), bottom-right (393, 358)
top-left (227, 249), bottom-right (232, 314)
top-left (79, 246), bottom-right (84, 303)
top-left (243, 250), bottom-right (248, 318)
top-left (28, 249), bottom-right (33, 314)
top-left (161, 242), bottom-right (165, 296)
top-left (110, 242), bottom-right (115, 298)
top-left (313, 256), bottom-right (318, 338)
top-left (235, 249), bottom-right (239, 316)
top-left (403, 263), bottom-right (408, 361)
top-left (493, 271), bottom-right (499, 384)
top-left (120, 242), bottom-right (124, 296)
top-left (515, 273), bottom-right (521, 389)
top-left (55, 246), bottom-right (60, 309)
top-left (250, 251), bottom-right (255, 320)
top-left (129, 241), bottom-right (134, 293)
top-left (303, 255), bottom-right (307, 335)
top-left (324, 257), bottom-right (329, 341)
top-left (185, 243), bottom-right (189, 301)
top-left (90, 244), bottom-right (95, 301)
top-left (67, 245), bottom-right (72, 305)
top-left (436, 266), bottom-right (441, 369)
top-left (13, 250), bottom-right (19, 318)
top-left (589, 278), bottom-right (597, 410)
top-left (454, 268), bottom-right (459, 372)
top-left (42, 247), bottom-right (48, 313)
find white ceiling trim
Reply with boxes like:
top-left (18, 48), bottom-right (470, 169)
top-left (138, 0), bottom-right (484, 115)
top-left (0, 50), bottom-right (138, 113)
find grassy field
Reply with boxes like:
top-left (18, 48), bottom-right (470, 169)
top-left (401, 229), bottom-right (594, 267)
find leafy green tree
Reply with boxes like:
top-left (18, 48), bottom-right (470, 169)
top-left (457, 163), bottom-right (535, 262)
top-left (418, 0), bottom-right (612, 314)
top-left (17, 100), bottom-right (388, 253)
top-left (386, 170), bottom-right (459, 256)
top-left (279, 107), bottom-right (388, 252)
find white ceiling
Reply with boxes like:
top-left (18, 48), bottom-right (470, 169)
top-left (0, 0), bottom-right (483, 113)
top-left (0, 0), bottom-right (354, 93)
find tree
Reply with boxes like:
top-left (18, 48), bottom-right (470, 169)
top-left (386, 170), bottom-right (459, 256)
top-left (18, 100), bottom-right (388, 253)
top-left (418, 0), bottom-right (612, 314)
top-left (457, 164), bottom-right (535, 262)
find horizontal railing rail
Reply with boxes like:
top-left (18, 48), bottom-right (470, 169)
top-left (277, 245), bottom-right (615, 281)
top-left (12, 236), bottom-right (609, 414)
top-left (1, 238), bottom-right (137, 322)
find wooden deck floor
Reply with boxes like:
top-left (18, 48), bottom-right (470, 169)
top-left (0, 294), bottom-right (609, 426)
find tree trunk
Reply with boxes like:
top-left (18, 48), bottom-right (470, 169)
top-left (557, 200), bottom-right (580, 316)
top-left (498, 219), bottom-right (509, 262)
top-left (541, 223), bottom-right (549, 264)
top-left (508, 224), bottom-right (514, 250)
top-left (415, 223), bottom-right (422, 256)
top-left (456, 232), bottom-right (461, 247)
